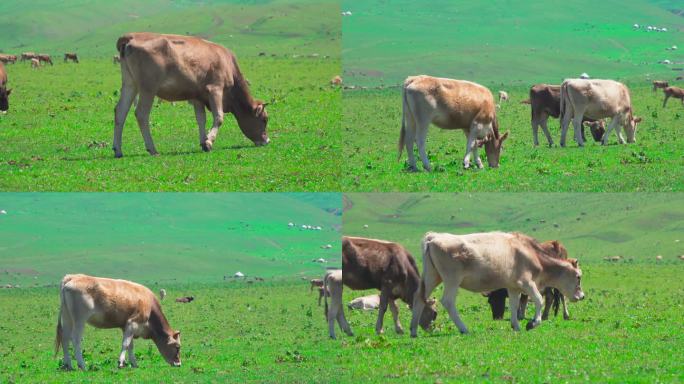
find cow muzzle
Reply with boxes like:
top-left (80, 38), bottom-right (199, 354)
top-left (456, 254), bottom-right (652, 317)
top-left (255, 138), bottom-right (270, 146)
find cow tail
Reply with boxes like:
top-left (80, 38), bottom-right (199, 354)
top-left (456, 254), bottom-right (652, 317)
top-left (55, 284), bottom-right (65, 355)
top-left (552, 289), bottom-right (561, 317)
top-left (419, 234), bottom-right (435, 303)
top-left (559, 82), bottom-right (567, 123)
top-left (398, 84), bottom-right (408, 161)
top-left (323, 273), bottom-right (329, 319)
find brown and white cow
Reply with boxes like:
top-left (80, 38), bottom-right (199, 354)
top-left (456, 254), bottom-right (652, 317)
top-left (399, 75), bottom-right (509, 170)
top-left (327, 236), bottom-right (437, 339)
top-left (113, 32), bottom-right (269, 158)
top-left (0, 62), bottom-right (11, 112)
top-left (55, 274), bottom-right (181, 370)
top-left (20, 52), bottom-right (37, 62)
top-left (348, 294), bottom-right (381, 310)
top-left (0, 54), bottom-right (17, 64)
top-left (310, 278), bottom-right (324, 291)
top-left (498, 90), bottom-right (509, 103)
top-left (652, 80), bottom-right (669, 92)
top-left (560, 79), bottom-right (641, 146)
top-left (662, 86), bottom-right (684, 108)
top-left (331, 75), bottom-right (342, 86)
top-left (37, 54), bottom-right (53, 66)
top-left (410, 231), bottom-right (584, 337)
top-left (30, 58), bottom-right (40, 69)
top-left (64, 53), bottom-right (79, 63)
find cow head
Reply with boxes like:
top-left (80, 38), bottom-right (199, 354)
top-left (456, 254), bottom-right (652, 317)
top-left (156, 331), bottom-right (181, 367)
top-left (555, 260), bottom-right (585, 303)
top-left (624, 116), bottom-right (641, 143)
top-left (480, 131), bottom-right (509, 168)
top-left (419, 298), bottom-right (438, 330)
top-left (235, 101), bottom-right (269, 146)
top-left (0, 87), bottom-right (11, 112)
top-left (584, 121), bottom-right (605, 142)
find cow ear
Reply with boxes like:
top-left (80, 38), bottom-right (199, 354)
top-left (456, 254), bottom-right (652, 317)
top-left (254, 103), bottom-right (266, 117)
top-left (552, 240), bottom-right (561, 254)
top-left (6, 89), bottom-right (11, 96)
top-left (500, 131), bottom-right (510, 142)
top-left (173, 331), bottom-right (181, 340)
top-left (568, 258), bottom-right (579, 268)
top-left (634, 117), bottom-right (642, 123)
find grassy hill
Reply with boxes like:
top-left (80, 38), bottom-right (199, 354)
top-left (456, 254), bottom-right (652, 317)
top-left (342, 193), bottom-right (684, 263)
top-left (0, 0), bottom-right (340, 58)
top-left (0, 193), bottom-right (342, 287)
top-left (342, 0), bottom-right (684, 86)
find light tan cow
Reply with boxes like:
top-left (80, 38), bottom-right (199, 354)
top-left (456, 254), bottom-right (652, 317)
top-left (348, 294), bottom-right (380, 310)
top-left (498, 90), bottom-right (509, 103)
top-left (410, 231), bottom-right (584, 337)
top-left (399, 75), bottom-right (509, 170)
top-left (323, 269), bottom-right (353, 339)
top-left (330, 75), bottom-right (342, 86)
top-left (662, 86), bottom-right (684, 107)
top-left (560, 79), bottom-right (641, 146)
top-left (113, 32), bottom-right (269, 158)
top-left (30, 58), bottom-right (40, 69)
top-left (0, 54), bottom-right (17, 64)
top-left (55, 274), bottom-right (181, 370)
top-left (652, 80), bottom-right (669, 92)
top-left (20, 52), bottom-right (37, 62)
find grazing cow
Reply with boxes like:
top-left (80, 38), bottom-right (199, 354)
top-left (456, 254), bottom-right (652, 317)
top-left (37, 54), bottom-right (53, 66)
top-left (662, 86), bottom-right (684, 107)
top-left (310, 278), bottom-right (324, 291)
top-left (652, 80), bottom-right (669, 92)
top-left (331, 75), bottom-right (342, 86)
top-left (485, 240), bottom-right (573, 321)
top-left (20, 52), bottom-right (37, 62)
top-left (498, 90), bottom-right (509, 103)
top-left (582, 120), bottom-right (606, 142)
top-left (0, 62), bottom-right (11, 112)
top-left (410, 231), bottom-right (584, 337)
top-left (0, 54), bottom-right (17, 64)
top-left (348, 294), bottom-right (381, 310)
top-left (399, 75), bottom-right (509, 170)
top-left (560, 79), bottom-right (641, 146)
top-left (337, 236), bottom-right (437, 338)
top-left (64, 53), bottom-right (79, 63)
top-left (55, 274), bottom-right (181, 370)
top-left (175, 296), bottom-right (194, 303)
top-left (31, 58), bottom-right (40, 69)
top-left (113, 33), bottom-right (269, 158)
top-left (317, 286), bottom-right (329, 306)
top-left (113, 55), bottom-right (121, 64)
top-left (159, 289), bottom-right (167, 300)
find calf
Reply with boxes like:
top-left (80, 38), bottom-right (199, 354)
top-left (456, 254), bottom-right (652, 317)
top-left (410, 231), bottom-right (584, 337)
top-left (175, 296), bottom-right (194, 303)
top-left (560, 79), bottom-right (641, 146)
top-left (0, 62), bottom-right (11, 112)
top-left (310, 278), bottom-right (324, 291)
top-left (399, 75), bottom-right (509, 170)
top-left (317, 286), bottom-right (329, 306)
top-left (55, 274), bottom-right (181, 370)
top-left (331, 75), bottom-right (342, 86)
top-left (652, 80), bottom-right (669, 92)
top-left (498, 90), bottom-right (509, 103)
top-left (662, 86), bottom-right (684, 107)
top-left (37, 54), bottom-right (53, 66)
top-left (348, 294), bottom-right (381, 310)
top-left (64, 53), bottom-right (79, 63)
top-left (31, 58), bottom-right (40, 69)
top-left (159, 289), bottom-right (167, 301)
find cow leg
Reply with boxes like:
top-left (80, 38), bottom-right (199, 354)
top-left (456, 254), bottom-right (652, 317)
top-left (113, 83), bottom-right (138, 158)
top-left (127, 340), bottom-right (137, 368)
top-left (416, 125), bottom-right (431, 172)
top-left (614, 121), bottom-right (626, 144)
top-left (72, 319), bottom-right (87, 370)
top-left (337, 310), bottom-right (353, 337)
top-left (522, 281), bottom-right (544, 330)
top-left (375, 290), bottom-right (390, 334)
top-left (119, 324), bottom-right (135, 368)
top-left (601, 117), bottom-right (619, 145)
top-left (542, 289), bottom-right (553, 320)
top-left (572, 115), bottom-right (584, 147)
top-left (559, 109), bottom-right (573, 147)
top-left (561, 294), bottom-right (570, 320)
top-left (441, 281), bottom-right (468, 334)
top-left (191, 101), bottom-right (209, 151)
top-left (463, 126), bottom-right (480, 169)
top-left (134, 92), bottom-right (158, 156)
top-left (318, 289), bottom-right (323, 306)
top-left (531, 118), bottom-right (540, 146)
top-left (205, 88), bottom-right (225, 151)
top-left (507, 289), bottom-right (522, 331)
top-left (388, 299), bottom-right (404, 334)
top-left (540, 115), bottom-right (554, 147)
top-left (404, 116), bottom-right (419, 172)
top-left (410, 258), bottom-right (441, 337)
top-left (663, 95), bottom-right (670, 108)
top-left (60, 311), bottom-right (74, 370)
top-left (517, 294), bottom-right (528, 320)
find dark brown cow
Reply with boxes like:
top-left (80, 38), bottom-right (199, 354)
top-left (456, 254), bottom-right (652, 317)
top-left (310, 278), bottom-right (324, 291)
top-left (529, 83), bottom-right (606, 146)
top-left (0, 54), bottom-right (17, 64)
top-left (340, 236), bottom-right (437, 337)
top-left (0, 62), bottom-right (11, 112)
top-left (663, 86), bottom-right (684, 107)
top-left (37, 54), bottom-right (53, 66)
top-left (64, 53), bottom-right (79, 63)
top-left (175, 296), bottom-right (194, 303)
top-left (113, 33), bottom-right (269, 158)
top-left (652, 80), bottom-right (669, 92)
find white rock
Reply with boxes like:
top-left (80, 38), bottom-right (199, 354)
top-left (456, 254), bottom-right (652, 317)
top-left (234, 272), bottom-right (245, 278)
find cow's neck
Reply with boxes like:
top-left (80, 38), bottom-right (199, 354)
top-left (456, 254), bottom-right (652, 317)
top-left (147, 301), bottom-right (172, 343)
top-left (537, 256), bottom-right (569, 287)
top-left (227, 64), bottom-right (256, 116)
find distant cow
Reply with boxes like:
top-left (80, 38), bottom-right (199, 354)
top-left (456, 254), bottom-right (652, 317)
top-left (113, 55), bottom-right (121, 64)
top-left (20, 52), bottom-right (37, 62)
top-left (662, 86), bottom-right (684, 107)
top-left (0, 54), bottom-right (17, 64)
top-left (175, 296), bottom-right (194, 303)
top-left (113, 33), bottom-right (269, 158)
top-left (37, 54), bottom-right (53, 66)
top-left (56, 274), bottom-right (181, 370)
top-left (159, 288), bottom-right (167, 300)
top-left (0, 62), bottom-right (11, 112)
top-left (560, 79), bottom-right (641, 146)
top-left (348, 294), bottom-right (380, 310)
top-left (31, 58), bottom-right (40, 69)
top-left (317, 286), bottom-right (329, 306)
top-left (410, 232), bottom-right (584, 337)
top-left (310, 278), bottom-right (324, 291)
top-left (329, 236), bottom-right (437, 339)
top-left (64, 53), bottom-right (79, 63)
top-left (331, 75), bottom-right (342, 86)
top-left (498, 90), bottom-right (509, 103)
top-left (652, 80), bottom-right (669, 92)
top-left (399, 75), bottom-right (509, 170)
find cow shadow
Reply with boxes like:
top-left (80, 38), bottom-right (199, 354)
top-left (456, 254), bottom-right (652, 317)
top-left (60, 144), bottom-right (257, 162)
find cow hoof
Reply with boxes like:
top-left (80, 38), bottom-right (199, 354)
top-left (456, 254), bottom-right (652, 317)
top-left (526, 321), bottom-right (539, 330)
top-left (410, 333), bottom-right (417, 338)
top-left (459, 329), bottom-right (469, 335)
top-left (563, 315), bottom-right (570, 320)
top-left (395, 328), bottom-right (405, 335)
top-left (114, 152), bottom-right (123, 159)
top-left (329, 335), bottom-right (336, 340)
top-left (406, 166), bottom-right (419, 173)
top-left (200, 142), bottom-right (211, 152)
top-left (204, 140), bottom-right (213, 151)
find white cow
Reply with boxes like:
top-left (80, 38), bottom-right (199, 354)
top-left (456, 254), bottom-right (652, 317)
top-left (324, 270), bottom-right (353, 339)
top-left (560, 79), bottom-right (641, 146)
top-left (348, 294), bottom-right (381, 310)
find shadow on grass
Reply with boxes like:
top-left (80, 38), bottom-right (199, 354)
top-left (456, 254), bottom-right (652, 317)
top-left (60, 144), bottom-right (258, 161)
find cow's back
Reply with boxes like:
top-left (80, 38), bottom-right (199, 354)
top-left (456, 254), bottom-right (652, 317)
top-left (342, 236), bottom-right (416, 291)
top-left (530, 84), bottom-right (560, 118)
top-left (0, 62), bottom-right (6, 86)
top-left (404, 75), bottom-right (496, 129)
top-left (564, 79), bottom-right (631, 118)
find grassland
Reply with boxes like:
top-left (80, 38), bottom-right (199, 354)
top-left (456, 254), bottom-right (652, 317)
top-left (342, 0), bottom-right (684, 87)
top-left (342, 85), bottom-right (684, 191)
top-left (0, 0), bottom-right (341, 191)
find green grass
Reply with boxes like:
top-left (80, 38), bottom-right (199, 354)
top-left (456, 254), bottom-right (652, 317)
top-left (337, 193), bottom-right (684, 382)
top-left (343, 0), bottom-right (684, 87)
top-left (0, 0), bottom-right (341, 191)
top-left (342, 85), bottom-right (684, 191)
top-left (0, 193), bottom-right (342, 287)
